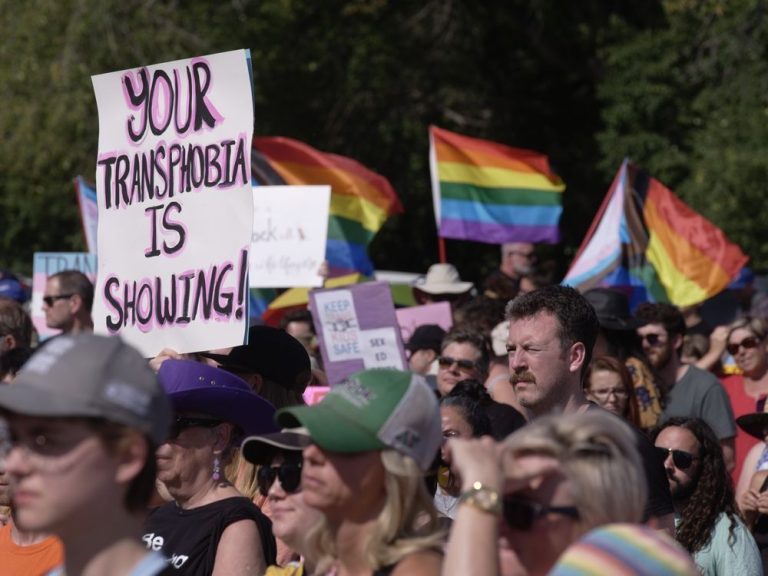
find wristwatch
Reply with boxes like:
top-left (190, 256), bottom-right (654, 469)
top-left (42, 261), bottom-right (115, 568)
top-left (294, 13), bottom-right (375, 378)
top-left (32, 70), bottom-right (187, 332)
top-left (458, 481), bottom-right (502, 516)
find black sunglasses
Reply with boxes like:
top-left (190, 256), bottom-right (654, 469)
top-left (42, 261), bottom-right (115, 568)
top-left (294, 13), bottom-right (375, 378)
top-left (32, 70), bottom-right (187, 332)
top-left (726, 336), bottom-right (761, 356)
top-left (43, 294), bottom-right (73, 307)
top-left (656, 447), bottom-right (698, 470)
top-left (257, 461), bottom-right (303, 496)
top-left (437, 356), bottom-right (477, 371)
top-left (639, 333), bottom-right (663, 346)
top-left (502, 496), bottom-right (580, 531)
top-left (169, 416), bottom-right (222, 439)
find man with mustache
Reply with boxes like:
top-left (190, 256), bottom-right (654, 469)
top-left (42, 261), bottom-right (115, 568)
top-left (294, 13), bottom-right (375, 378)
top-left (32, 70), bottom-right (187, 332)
top-left (505, 285), bottom-right (674, 528)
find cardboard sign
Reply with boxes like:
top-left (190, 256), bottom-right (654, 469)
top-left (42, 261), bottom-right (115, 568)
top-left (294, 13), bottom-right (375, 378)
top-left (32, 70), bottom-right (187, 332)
top-left (250, 185), bottom-right (330, 287)
top-left (310, 282), bottom-right (406, 384)
top-left (90, 50), bottom-right (254, 357)
top-left (395, 302), bottom-right (453, 344)
top-left (303, 386), bottom-right (330, 406)
top-left (32, 252), bottom-right (98, 339)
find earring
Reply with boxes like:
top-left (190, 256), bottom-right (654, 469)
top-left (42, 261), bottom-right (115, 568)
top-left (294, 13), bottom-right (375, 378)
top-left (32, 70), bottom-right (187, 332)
top-left (212, 456), bottom-right (221, 482)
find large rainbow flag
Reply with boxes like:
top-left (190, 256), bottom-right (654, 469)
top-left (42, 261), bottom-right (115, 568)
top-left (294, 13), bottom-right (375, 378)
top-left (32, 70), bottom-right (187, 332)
top-left (252, 137), bottom-right (403, 276)
top-left (428, 125), bottom-right (565, 244)
top-left (563, 159), bottom-right (748, 308)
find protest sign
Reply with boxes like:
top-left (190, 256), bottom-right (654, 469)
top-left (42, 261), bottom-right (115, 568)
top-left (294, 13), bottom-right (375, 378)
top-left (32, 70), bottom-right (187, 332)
top-left (90, 50), bottom-right (254, 357)
top-left (395, 301), bottom-right (453, 344)
top-left (32, 252), bottom-right (98, 339)
top-left (250, 185), bottom-right (330, 288)
top-left (309, 281), bottom-right (406, 384)
top-left (303, 386), bottom-right (330, 406)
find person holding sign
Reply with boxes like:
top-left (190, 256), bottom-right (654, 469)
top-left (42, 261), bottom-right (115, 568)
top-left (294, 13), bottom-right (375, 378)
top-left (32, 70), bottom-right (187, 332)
top-left (0, 334), bottom-right (173, 576)
top-left (276, 369), bottom-right (444, 575)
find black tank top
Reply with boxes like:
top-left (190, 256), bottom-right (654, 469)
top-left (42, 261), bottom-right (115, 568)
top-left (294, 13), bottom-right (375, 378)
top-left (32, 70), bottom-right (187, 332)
top-left (142, 496), bottom-right (276, 574)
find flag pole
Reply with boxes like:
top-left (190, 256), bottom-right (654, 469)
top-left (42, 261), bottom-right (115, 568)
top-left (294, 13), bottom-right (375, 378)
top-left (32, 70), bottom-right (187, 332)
top-left (438, 236), bottom-right (446, 264)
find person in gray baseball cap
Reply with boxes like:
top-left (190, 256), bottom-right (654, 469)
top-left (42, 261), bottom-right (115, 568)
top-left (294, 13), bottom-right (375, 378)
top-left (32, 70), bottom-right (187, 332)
top-left (0, 334), bottom-right (173, 576)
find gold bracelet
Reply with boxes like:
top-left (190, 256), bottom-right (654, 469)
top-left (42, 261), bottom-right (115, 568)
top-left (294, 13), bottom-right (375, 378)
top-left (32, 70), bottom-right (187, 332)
top-left (458, 481), bottom-right (502, 516)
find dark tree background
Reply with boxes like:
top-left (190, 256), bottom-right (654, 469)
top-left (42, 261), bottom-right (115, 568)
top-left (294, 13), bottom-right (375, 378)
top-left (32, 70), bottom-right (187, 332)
top-left (1, 0), bottom-right (765, 286)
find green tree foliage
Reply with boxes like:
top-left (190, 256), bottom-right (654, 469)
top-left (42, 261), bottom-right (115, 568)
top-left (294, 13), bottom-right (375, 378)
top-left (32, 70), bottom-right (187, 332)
top-left (1, 0), bottom-right (764, 281)
top-left (598, 0), bottom-right (768, 268)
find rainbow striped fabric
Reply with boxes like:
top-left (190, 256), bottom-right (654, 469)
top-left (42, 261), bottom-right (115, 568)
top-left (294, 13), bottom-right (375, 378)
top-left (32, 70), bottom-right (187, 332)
top-left (252, 137), bottom-right (402, 276)
top-left (563, 159), bottom-right (747, 307)
top-left (549, 523), bottom-right (697, 576)
top-left (428, 125), bottom-right (565, 244)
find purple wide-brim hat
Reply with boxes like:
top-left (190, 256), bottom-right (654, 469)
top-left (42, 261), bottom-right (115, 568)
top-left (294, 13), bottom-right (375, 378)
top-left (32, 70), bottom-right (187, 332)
top-left (158, 359), bottom-right (278, 440)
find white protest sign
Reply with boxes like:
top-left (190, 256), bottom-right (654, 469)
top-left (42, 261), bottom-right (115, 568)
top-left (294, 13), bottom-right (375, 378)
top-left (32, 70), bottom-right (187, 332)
top-left (313, 289), bottom-right (361, 362)
top-left (250, 185), bottom-right (330, 287)
top-left (91, 50), bottom-right (254, 357)
top-left (358, 327), bottom-right (402, 369)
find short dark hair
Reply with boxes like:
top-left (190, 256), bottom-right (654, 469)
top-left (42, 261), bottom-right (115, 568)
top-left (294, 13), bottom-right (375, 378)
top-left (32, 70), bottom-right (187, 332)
top-left (0, 347), bottom-right (32, 380)
top-left (505, 285), bottom-right (599, 378)
top-left (279, 309), bottom-right (315, 332)
top-left (89, 419), bottom-right (157, 514)
top-left (440, 379), bottom-right (493, 438)
top-left (441, 328), bottom-right (490, 377)
top-left (0, 298), bottom-right (33, 348)
top-left (634, 302), bottom-right (686, 338)
top-left (50, 270), bottom-right (94, 312)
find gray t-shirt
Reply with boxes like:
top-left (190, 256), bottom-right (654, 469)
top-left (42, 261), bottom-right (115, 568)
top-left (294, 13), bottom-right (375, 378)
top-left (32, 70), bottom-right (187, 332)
top-left (662, 365), bottom-right (736, 440)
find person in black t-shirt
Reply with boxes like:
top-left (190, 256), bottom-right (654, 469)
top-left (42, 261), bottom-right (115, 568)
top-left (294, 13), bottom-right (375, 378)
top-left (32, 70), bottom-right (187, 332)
top-left (144, 360), bottom-right (277, 575)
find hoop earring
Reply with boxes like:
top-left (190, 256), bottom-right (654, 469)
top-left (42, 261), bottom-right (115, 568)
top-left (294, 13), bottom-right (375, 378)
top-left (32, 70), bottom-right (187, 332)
top-left (212, 456), bottom-right (222, 482)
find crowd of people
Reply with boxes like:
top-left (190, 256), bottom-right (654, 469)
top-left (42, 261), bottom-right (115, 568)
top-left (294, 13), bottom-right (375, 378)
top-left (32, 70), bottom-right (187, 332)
top-left (0, 244), bottom-right (767, 575)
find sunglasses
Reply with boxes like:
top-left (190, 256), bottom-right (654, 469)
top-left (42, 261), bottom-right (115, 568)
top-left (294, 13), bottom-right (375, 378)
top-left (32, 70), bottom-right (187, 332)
top-left (43, 294), bottom-right (73, 307)
top-left (437, 356), bottom-right (477, 371)
top-left (588, 387), bottom-right (629, 399)
top-left (502, 496), bottom-right (580, 531)
top-left (656, 447), bottom-right (698, 470)
top-left (257, 461), bottom-right (303, 496)
top-left (169, 416), bottom-right (222, 439)
top-left (726, 336), bottom-right (761, 356)
top-left (639, 333), bottom-right (665, 346)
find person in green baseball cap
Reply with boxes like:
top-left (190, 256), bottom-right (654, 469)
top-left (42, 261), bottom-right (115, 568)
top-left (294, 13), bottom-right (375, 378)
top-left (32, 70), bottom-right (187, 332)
top-left (276, 368), bottom-right (444, 575)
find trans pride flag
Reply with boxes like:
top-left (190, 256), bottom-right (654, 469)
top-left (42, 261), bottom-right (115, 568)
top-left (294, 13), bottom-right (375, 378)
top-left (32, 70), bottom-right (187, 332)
top-left (75, 176), bottom-right (98, 253)
top-left (428, 126), bottom-right (564, 244)
top-left (563, 159), bottom-right (747, 308)
top-left (252, 137), bottom-right (403, 276)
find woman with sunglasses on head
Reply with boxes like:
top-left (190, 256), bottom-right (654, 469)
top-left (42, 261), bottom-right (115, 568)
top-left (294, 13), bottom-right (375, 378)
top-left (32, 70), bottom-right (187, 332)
top-left (584, 356), bottom-right (641, 427)
top-left (240, 428), bottom-right (323, 575)
top-left (717, 318), bottom-right (768, 486)
top-left (143, 359), bottom-right (278, 576)
top-left (277, 368), bottom-right (444, 576)
top-left (0, 334), bottom-right (174, 576)
top-left (442, 410), bottom-right (649, 576)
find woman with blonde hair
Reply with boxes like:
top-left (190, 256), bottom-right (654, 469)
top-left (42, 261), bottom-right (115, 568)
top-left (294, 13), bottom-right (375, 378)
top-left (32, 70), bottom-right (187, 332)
top-left (443, 410), bottom-right (649, 576)
top-left (277, 369), bottom-right (444, 575)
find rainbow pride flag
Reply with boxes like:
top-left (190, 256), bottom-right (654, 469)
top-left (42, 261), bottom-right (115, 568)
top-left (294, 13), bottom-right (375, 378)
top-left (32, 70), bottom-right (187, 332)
top-left (563, 159), bottom-right (748, 308)
top-left (252, 137), bottom-right (402, 276)
top-left (428, 126), bottom-right (565, 244)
